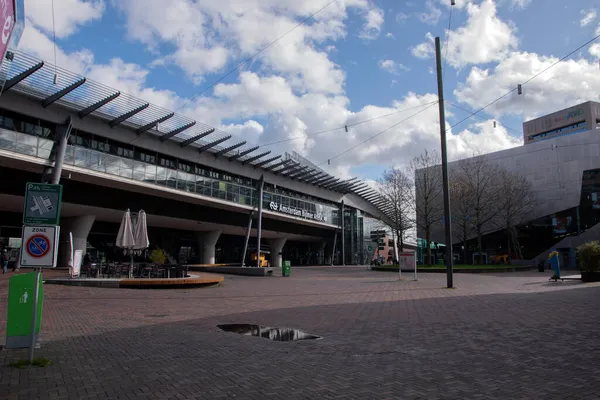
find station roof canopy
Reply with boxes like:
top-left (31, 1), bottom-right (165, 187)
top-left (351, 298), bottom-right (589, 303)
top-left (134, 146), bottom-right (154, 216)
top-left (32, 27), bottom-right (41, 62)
top-left (0, 49), bottom-right (392, 221)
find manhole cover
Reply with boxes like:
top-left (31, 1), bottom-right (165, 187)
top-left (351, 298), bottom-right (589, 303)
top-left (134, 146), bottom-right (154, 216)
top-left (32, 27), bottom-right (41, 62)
top-left (217, 324), bottom-right (322, 341)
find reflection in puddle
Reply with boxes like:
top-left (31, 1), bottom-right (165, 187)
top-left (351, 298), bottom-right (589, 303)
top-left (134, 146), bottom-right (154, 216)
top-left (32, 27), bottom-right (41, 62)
top-left (217, 324), bottom-right (322, 341)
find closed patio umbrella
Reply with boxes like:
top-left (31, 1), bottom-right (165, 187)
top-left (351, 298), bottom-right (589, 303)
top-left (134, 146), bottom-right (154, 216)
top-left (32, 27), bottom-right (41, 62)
top-left (116, 209), bottom-right (135, 278)
top-left (133, 210), bottom-right (149, 253)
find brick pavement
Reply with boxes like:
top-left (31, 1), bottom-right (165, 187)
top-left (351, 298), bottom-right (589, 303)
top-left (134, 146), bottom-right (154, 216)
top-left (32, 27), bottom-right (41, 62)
top-left (1, 267), bottom-right (600, 399)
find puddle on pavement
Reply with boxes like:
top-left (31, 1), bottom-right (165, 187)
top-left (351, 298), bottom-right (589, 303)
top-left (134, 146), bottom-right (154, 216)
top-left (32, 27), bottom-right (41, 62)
top-left (217, 324), bottom-right (322, 341)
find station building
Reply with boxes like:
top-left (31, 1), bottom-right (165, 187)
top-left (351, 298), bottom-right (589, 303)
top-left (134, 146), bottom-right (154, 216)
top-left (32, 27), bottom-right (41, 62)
top-left (0, 50), bottom-right (394, 268)
top-left (417, 101), bottom-right (600, 267)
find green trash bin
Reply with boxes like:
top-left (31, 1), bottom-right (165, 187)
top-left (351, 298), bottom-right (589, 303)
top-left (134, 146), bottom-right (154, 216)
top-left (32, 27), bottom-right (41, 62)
top-left (282, 260), bottom-right (291, 277)
top-left (5, 271), bottom-right (44, 349)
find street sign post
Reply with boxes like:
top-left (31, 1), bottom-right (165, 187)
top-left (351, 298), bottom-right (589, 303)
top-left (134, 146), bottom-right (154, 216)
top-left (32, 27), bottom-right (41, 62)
top-left (23, 182), bottom-right (63, 225)
top-left (399, 251), bottom-right (418, 281)
top-left (5, 272), bottom-right (44, 349)
top-left (20, 225), bottom-right (59, 268)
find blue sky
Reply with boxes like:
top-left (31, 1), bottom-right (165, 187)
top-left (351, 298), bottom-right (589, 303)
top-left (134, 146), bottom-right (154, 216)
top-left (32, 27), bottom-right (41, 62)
top-left (15, 0), bottom-right (600, 181)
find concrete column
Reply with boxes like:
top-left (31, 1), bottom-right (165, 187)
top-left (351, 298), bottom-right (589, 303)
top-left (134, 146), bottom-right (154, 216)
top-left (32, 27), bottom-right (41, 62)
top-left (267, 238), bottom-right (286, 269)
top-left (58, 215), bottom-right (96, 267)
top-left (318, 241), bottom-right (326, 265)
top-left (196, 230), bottom-right (221, 264)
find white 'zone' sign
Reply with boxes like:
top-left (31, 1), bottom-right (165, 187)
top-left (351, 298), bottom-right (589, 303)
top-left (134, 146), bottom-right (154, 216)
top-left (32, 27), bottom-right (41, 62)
top-left (20, 225), bottom-right (60, 268)
top-left (398, 251), bottom-right (417, 281)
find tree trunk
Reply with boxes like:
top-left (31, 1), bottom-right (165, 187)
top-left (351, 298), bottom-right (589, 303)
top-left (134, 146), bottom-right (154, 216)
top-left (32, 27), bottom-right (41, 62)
top-left (462, 224), bottom-right (468, 265)
top-left (512, 227), bottom-right (523, 260)
top-left (426, 228), bottom-right (432, 266)
top-left (477, 227), bottom-right (484, 265)
top-left (506, 228), bottom-right (512, 265)
top-left (397, 229), bottom-right (404, 253)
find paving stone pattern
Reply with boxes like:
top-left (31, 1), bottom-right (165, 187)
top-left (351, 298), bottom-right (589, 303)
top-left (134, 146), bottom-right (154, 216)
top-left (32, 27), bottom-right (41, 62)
top-left (1, 268), bottom-right (600, 399)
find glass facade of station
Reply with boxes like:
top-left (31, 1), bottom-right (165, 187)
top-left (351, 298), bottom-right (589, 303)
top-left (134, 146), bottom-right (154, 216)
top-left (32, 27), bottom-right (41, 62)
top-left (0, 108), bottom-right (368, 264)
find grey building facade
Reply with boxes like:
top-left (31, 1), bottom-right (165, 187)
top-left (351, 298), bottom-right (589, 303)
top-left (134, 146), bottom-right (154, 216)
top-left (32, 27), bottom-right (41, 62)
top-left (417, 127), bottom-right (600, 266)
top-left (523, 101), bottom-right (600, 145)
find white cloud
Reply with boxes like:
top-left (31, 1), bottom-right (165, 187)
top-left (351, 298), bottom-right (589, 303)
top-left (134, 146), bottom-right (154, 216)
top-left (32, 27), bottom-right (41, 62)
top-left (411, 32), bottom-right (435, 59)
top-left (117, 0), bottom-right (374, 93)
top-left (419, 0), bottom-right (442, 25)
top-left (378, 59), bottom-right (410, 74)
top-left (26, 0), bottom-right (105, 39)
top-left (221, 120), bottom-right (265, 145)
top-left (454, 51), bottom-right (600, 121)
top-left (395, 12), bottom-right (408, 24)
top-left (580, 9), bottom-right (597, 27)
top-left (386, 32), bottom-right (396, 40)
top-left (590, 43), bottom-right (600, 58)
top-left (509, 0), bottom-right (532, 9)
top-left (359, 6), bottom-right (384, 40)
top-left (412, 0), bottom-right (518, 68)
top-left (19, 23), bottom-right (94, 74)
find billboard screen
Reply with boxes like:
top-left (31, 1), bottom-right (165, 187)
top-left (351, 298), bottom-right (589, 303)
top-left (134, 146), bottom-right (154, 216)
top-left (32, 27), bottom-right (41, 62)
top-left (0, 0), bottom-right (15, 68)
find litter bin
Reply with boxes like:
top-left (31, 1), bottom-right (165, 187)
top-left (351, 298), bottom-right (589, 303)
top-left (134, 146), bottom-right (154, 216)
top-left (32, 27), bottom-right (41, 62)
top-left (282, 261), bottom-right (291, 277)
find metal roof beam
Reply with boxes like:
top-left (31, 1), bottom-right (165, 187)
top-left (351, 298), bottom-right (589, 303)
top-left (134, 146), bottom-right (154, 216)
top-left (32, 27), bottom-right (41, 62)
top-left (262, 158), bottom-right (293, 172)
top-left (305, 173), bottom-right (328, 184)
top-left (214, 141), bottom-right (246, 157)
top-left (42, 78), bottom-right (86, 108)
top-left (328, 178), bottom-right (358, 190)
top-left (3, 61), bottom-right (44, 91)
top-left (301, 169), bottom-right (324, 182)
top-left (289, 167), bottom-right (315, 180)
top-left (276, 162), bottom-right (302, 175)
top-left (355, 188), bottom-right (374, 196)
top-left (229, 145), bottom-right (259, 161)
top-left (79, 91), bottom-right (121, 119)
top-left (242, 150), bottom-right (272, 165)
top-left (320, 178), bottom-right (340, 187)
top-left (197, 135), bottom-right (232, 153)
top-left (159, 121), bottom-right (198, 142)
top-left (253, 155), bottom-right (282, 169)
top-left (311, 174), bottom-right (333, 184)
top-left (136, 112), bottom-right (174, 135)
top-left (282, 165), bottom-right (309, 177)
top-left (182, 131), bottom-right (224, 148)
top-left (109, 103), bottom-right (149, 127)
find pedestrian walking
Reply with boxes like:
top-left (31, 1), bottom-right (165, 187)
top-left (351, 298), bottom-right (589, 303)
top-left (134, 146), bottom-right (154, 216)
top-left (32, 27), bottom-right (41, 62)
top-left (2, 249), bottom-right (9, 274)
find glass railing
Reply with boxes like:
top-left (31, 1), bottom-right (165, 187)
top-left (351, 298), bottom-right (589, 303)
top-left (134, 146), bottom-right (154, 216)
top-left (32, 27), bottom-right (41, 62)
top-left (0, 128), bottom-right (339, 224)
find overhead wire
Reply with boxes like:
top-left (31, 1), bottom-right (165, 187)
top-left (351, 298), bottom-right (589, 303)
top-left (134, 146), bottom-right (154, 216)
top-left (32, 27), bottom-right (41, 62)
top-left (447, 32), bottom-right (600, 132)
top-left (51, 0), bottom-right (58, 84)
top-left (444, 101), bottom-right (522, 136)
top-left (442, 1), bottom-right (454, 80)
top-left (173, 0), bottom-right (339, 114)
top-left (260, 101), bottom-right (439, 148)
top-left (316, 101), bottom-right (440, 167)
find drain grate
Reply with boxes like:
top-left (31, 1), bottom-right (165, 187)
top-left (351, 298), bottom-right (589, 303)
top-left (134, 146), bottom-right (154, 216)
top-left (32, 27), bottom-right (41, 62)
top-left (217, 324), bottom-right (322, 341)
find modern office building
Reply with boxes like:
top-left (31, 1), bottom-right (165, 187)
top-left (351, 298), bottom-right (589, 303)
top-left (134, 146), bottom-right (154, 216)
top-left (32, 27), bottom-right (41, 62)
top-left (523, 101), bottom-right (600, 145)
top-left (0, 49), bottom-right (394, 267)
top-left (417, 102), bottom-right (600, 267)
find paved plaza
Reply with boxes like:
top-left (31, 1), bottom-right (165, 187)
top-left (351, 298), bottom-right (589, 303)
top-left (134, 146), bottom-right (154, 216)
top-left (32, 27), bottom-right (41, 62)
top-left (1, 267), bottom-right (600, 399)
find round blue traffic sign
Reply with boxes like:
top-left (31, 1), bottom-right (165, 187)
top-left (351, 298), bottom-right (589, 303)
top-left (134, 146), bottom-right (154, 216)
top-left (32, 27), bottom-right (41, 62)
top-left (26, 234), bottom-right (51, 258)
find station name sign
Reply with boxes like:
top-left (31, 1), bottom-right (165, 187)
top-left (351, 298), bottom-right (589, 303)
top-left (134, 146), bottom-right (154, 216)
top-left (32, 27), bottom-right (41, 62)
top-left (269, 201), bottom-right (327, 222)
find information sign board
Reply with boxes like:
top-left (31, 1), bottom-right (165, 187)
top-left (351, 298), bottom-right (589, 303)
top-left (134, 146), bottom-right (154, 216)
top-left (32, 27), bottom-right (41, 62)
top-left (23, 182), bottom-right (63, 225)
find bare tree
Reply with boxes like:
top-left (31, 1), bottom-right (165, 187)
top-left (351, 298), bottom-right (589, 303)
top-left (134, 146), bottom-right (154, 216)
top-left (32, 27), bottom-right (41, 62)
top-left (409, 150), bottom-right (443, 266)
top-left (457, 155), bottom-right (501, 264)
top-left (449, 171), bottom-right (475, 264)
top-left (495, 169), bottom-right (536, 263)
top-left (379, 167), bottom-right (414, 253)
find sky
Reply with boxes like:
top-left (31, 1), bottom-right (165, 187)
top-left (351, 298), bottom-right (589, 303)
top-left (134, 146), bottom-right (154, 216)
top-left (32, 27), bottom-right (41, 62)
top-left (14, 0), bottom-right (600, 183)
